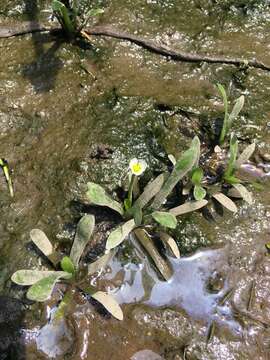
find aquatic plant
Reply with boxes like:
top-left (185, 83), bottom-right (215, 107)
top-left (0, 158), bottom-right (14, 197)
top-left (86, 136), bottom-right (208, 280)
top-left (11, 215), bottom-right (123, 320)
top-left (52, 0), bottom-right (104, 38)
top-left (217, 83), bottom-right (245, 145)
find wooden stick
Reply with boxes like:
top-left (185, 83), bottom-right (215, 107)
top-left (1, 22), bottom-right (270, 71)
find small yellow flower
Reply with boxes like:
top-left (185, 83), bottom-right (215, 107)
top-left (129, 158), bottom-right (147, 176)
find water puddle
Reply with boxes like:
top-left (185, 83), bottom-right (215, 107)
top-left (96, 244), bottom-right (241, 334)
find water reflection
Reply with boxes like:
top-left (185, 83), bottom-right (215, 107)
top-left (101, 246), bottom-right (241, 333)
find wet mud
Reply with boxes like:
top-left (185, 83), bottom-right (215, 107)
top-left (0, 0), bottom-right (270, 359)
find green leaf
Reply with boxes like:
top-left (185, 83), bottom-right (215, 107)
top-left (88, 250), bottom-right (115, 275)
top-left (224, 175), bottom-right (240, 184)
top-left (26, 272), bottom-right (71, 302)
top-left (152, 211), bottom-right (177, 229)
top-left (60, 256), bottom-right (75, 274)
top-left (70, 214), bottom-right (95, 268)
top-left (232, 183), bottom-right (252, 205)
top-left (133, 205), bottom-right (143, 226)
top-left (134, 228), bottom-right (173, 281)
top-left (217, 83), bottom-right (229, 144)
top-left (224, 133), bottom-right (238, 179)
top-left (86, 8), bottom-right (104, 18)
top-left (132, 173), bottom-right (165, 211)
top-left (169, 199), bottom-right (208, 216)
top-left (152, 136), bottom-right (200, 209)
top-left (30, 229), bottom-right (53, 257)
top-left (106, 219), bottom-right (135, 250)
top-left (227, 95), bottom-right (245, 131)
top-left (158, 232), bottom-right (180, 259)
top-left (52, 0), bottom-right (65, 12)
top-left (191, 167), bottom-right (203, 185)
top-left (124, 198), bottom-right (132, 211)
top-left (86, 182), bottom-right (124, 216)
top-left (212, 192), bottom-right (237, 213)
top-left (83, 288), bottom-right (123, 320)
top-left (193, 185), bottom-right (207, 201)
top-left (235, 143), bottom-right (256, 168)
top-left (52, 0), bottom-right (75, 36)
top-left (11, 270), bottom-right (69, 286)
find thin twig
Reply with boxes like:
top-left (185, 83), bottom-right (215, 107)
top-left (1, 22), bottom-right (270, 71)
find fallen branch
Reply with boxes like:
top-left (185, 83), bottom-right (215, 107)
top-left (1, 22), bottom-right (270, 71)
top-left (85, 26), bottom-right (270, 71)
top-left (0, 22), bottom-right (60, 38)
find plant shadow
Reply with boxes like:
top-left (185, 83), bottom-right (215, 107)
top-left (21, 0), bottom-right (64, 93)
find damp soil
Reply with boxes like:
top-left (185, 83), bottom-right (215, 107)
top-left (0, 1), bottom-right (270, 359)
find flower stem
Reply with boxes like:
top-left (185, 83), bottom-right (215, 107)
top-left (127, 174), bottom-right (136, 206)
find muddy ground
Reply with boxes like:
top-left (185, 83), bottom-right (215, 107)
top-left (0, 0), bottom-right (270, 359)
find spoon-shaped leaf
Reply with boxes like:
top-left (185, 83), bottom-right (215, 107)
top-left (30, 229), bottom-right (53, 257)
top-left (224, 133), bottom-right (238, 179)
top-left (212, 192), bottom-right (237, 213)
top-left (70, 214), bottom-right (95, 268)
top-left (169, 199), bottom-right (208, 216)
top-left (235, 143), bottom-right (256, 168)
top-left (132, 173), bottom-right (165, 210)
top-left (152, 211), bottom-right (177, 229)
top-left (217, 83), bottom-right (229, 144)
top-left (60, 256), bottom-right (75, 275)
top-left (82, 287), bottom-right (123, 320)
top-left (26, 272), bottom-right (72, 302)
top-left (227, 95), bottom-right (245, 131)
top-left (232, 183), bottom-right (252, 204)
top-left (88, 250), bottom-right (115, 275)
top-left (193, 185), bottom-right (207, 201)
top-left (191, 167), bottom-right (204, 185)
top-left (152, 136), bottom-right (200, 209)
top-left (106, 219), bottom-right (135, 250)
top-left (86, 182), bottom-right (124, 216)
top-left (158, 232), bottom-right (180, 259)
top-left (134, 228), bottom-right (173, 281)
top-left (11, 270), bottom-right (68, 286)
top-left (91, 291), bottom-right (123, 320)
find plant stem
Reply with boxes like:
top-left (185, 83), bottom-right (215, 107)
top-left (128, 174), bottom-right (136, 206)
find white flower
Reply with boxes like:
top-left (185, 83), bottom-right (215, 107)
top-left (129, 158), bottom-right (147, 176)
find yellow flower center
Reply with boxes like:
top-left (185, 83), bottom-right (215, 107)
top-left (132, 163), bottom-right (142, 174)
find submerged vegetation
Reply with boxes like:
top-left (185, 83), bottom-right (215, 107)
top-left (11, 87), bottom-right (259, 313)
top-left (12, 217), bottom-right (123, 320)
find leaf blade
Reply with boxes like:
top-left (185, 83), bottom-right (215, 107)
top-left (106, 219), bottom-right (135, 250)
top-left (86, 182), bottom-right (124, 215)
top-left (152, 136), bottom-right (201, 209)
top-left (60, 256), bottom-right (75, 275)
top-left (169, 200), bottom-right (208, 216)
top-left (11, 270), bottom-right (65, 286)
top-left (152, 211), bottom-right (177, 229)
top-left (30, 229), bottom-right (53, 257)
top-left (26, 272), bottom-right (72, 302)
top-left (235, 143), bottom-right (256, 168)
top-left (232, 183), bottom-right (253, 205)
top-left (212, 192), bottom-right (237, 213)
top-left (70, 214), bottom-right (95, 268)
top-left (91, 291), bottom-right (123, 320)
top-left (159, 232), bottom-right (180, 259)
